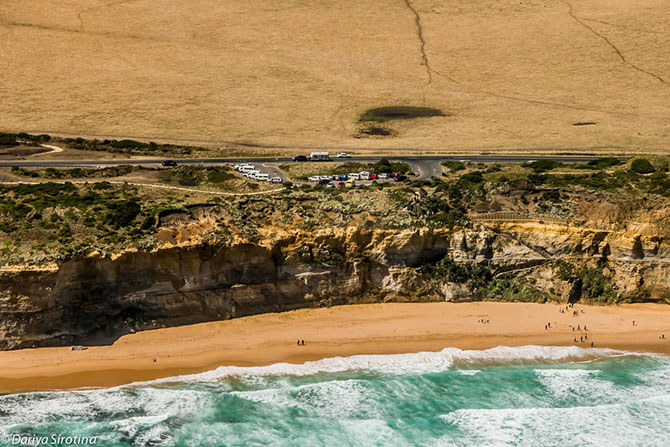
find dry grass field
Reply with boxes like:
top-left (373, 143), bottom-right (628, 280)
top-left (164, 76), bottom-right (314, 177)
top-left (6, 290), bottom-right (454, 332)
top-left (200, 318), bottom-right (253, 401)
top-left (1, 0), bottom-right (670, 154)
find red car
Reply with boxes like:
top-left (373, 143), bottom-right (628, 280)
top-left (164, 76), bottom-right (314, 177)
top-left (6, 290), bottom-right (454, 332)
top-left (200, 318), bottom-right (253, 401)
top-left (370, 173), bottom-right (378, 180)
top-left (388, 173), bottom-right (397, 178)
top-left (337, 182), bottom-right (345, 187)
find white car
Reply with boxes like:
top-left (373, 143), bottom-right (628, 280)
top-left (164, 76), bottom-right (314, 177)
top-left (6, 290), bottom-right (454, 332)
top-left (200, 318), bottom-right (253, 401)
top-left (348, 173), bottom-right (360, 180)
top-left (319, 176), bottom-right (332, 181)
top-left (269, 177), bottom-right (283, 183)
top-left (359, 171), bottom-right (370, 180)
top-left (337, 153), bottom-right (351, 158)
top-left (308, 176), bottom-right (320, 182)
top-left (378, 173), bottom-right (388, 179)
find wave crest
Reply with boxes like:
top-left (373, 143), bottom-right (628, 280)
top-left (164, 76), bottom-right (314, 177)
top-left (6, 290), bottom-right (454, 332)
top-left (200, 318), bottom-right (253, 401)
top-left (130, 345), bottom-right (624, 387)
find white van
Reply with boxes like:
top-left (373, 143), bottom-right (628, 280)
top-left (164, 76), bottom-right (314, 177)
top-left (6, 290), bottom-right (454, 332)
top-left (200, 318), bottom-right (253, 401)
top-left (348, 173), bottom-right (360, 180)
top-left (240, 165), bottom-right (256, 172)
top-left (254, 173), bottom-right (270, 181)
top-left (359, 171), bottom-right (370, 180)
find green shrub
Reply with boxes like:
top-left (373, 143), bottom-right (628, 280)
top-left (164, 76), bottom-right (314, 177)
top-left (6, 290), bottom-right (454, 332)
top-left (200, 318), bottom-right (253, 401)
top-left (442, 161), bottom-right (466, 172)
top-left (105, 200), bottom-right (141, 228)
top-left (587, 157), bottom-right (622, 170)
top-left (524, 160), bottom-right (562, 172)
top-left (459, 171), bottom-right (484, 183)
top-left (630, 158), bottom-right (655, 174)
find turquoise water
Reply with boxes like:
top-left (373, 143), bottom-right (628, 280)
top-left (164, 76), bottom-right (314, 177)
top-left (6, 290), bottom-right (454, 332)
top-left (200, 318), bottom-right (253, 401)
top-left (1, 346), bottom-right (669, 446)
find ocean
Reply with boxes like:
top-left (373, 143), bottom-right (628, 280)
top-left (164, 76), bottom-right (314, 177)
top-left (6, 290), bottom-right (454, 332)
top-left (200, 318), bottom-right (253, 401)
top-left (1, 346), bottom-right (669, 446)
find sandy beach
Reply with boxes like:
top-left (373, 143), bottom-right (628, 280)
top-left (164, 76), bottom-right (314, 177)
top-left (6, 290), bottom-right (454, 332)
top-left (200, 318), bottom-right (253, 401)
top-left (1, 302), bottom-right (669, 394)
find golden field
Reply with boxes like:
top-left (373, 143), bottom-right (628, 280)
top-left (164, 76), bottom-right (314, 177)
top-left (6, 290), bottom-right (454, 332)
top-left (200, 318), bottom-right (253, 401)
top-left (1, 0), bottom-right (670, 154)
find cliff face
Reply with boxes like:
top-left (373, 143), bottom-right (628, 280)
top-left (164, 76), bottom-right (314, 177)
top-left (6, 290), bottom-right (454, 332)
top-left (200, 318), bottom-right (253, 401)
top-left (0, 224), bottom-right (668, 349)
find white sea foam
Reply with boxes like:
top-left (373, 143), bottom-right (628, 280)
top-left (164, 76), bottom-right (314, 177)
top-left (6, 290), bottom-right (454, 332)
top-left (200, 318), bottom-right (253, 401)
top-left (458, 369), bottom-right (481, 376)
top-left (0, 387), bottom-right (212, 432)
top-left (439, 395), bottom-right (670, 447)
top-left (232, 379), bottom-right (377, 418)
top-left (127, 345), bottom-right (626, 387)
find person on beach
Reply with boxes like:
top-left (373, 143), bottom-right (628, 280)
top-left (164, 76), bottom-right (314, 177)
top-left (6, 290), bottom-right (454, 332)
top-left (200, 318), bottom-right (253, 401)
top-left (573, 336), bottom-right (577, 342)
top-left (580, 336), bottom-right (583, 342)
top-left (584, 325), bottom-right (587, 331)
top-left (301, 340), bottom-right (305, 346)
top-left (591, 341), bottom-right (594, 347)
top-left (633, 320), bottom-right (636, 326)
top-left (297, 340), bottom-right (301, 346)
top-left (577, 324), bottom-right (580, 331)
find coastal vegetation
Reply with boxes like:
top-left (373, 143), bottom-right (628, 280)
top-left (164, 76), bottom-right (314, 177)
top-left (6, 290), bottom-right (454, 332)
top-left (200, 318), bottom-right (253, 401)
top-left (63, 137), bottom-right (206, 156)
top-left (0, 155), bottom-right (668, 309)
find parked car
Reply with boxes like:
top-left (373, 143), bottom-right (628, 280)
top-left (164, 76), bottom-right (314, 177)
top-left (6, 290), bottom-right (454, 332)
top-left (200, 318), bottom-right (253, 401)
top-left (319, 176), bottom-right (332, 181)
top-left (387, 173), bottom-right (398, 178)
top-left (161, 160), bottom-right (178, 167)
top-left (394, 175), bottom-right (407, 182)
top-left (293, 155), bottom-right (308, 162)
top-left (336, 152), bottom-right (351, 158)
top-left (254, 173), bottom-right (270, 181)
top-left (359, 171), bottom-right (370, 180)
top-left (348, 173), bottom-right (360, 180)
top-left (370, 173), bottom-right (377, 180)
top-left (338, 174), bottom-right (348, 180)
top-left (318, 178), bottom-right (331, 185)
top-left (337, 182), bottom-right (345, 187)
top-left (325, 182), bottom-right (335, 188)
top-left (378, 173), bottom-right (388, 179)
top-left (308, 176), bottom-right (320, 182)
top-left (331, 175), bottom-right (340, 180)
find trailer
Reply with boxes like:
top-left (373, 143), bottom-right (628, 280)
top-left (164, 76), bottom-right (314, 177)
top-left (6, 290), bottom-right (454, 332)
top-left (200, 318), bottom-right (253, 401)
top-left (309, 152), bottom-right (331, 161)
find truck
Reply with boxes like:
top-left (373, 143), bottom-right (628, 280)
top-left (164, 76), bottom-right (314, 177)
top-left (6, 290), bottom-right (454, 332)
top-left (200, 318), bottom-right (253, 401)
top-left (309, 152), bottom-right (330, 161)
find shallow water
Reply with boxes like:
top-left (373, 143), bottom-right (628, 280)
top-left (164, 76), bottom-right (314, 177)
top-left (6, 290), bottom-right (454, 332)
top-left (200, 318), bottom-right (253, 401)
top-left (1, 346), bottom-right (669, 446)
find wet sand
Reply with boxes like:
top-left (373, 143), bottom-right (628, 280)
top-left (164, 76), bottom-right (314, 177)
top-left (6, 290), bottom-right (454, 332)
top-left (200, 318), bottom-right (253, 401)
top-left (1, 302), bottom-right (669, 394)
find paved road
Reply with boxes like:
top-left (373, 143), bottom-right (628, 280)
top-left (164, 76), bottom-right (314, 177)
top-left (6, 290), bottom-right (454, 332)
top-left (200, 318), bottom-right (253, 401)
top-left (0, 155), bottom-right (627, 167)
top-left (0, 155), bottom-right (628, 181)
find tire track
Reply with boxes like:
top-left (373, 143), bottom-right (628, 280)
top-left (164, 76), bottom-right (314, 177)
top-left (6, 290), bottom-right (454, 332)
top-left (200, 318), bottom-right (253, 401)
top-left (402, 0), bottom-right (433, 103)
top-left (561, 0), bottom-right (667, 85)
top-left (77, 0), bottom-right (141, 32)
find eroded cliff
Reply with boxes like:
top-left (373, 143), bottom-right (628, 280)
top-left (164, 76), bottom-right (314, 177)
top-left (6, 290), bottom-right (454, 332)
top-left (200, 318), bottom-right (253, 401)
top-left (1, 223), bottom-right (668, 349)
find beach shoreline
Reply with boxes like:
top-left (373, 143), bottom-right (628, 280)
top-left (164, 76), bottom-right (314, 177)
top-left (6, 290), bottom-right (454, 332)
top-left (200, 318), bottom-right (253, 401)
top-left (1, 302), bottom-right (669, 394)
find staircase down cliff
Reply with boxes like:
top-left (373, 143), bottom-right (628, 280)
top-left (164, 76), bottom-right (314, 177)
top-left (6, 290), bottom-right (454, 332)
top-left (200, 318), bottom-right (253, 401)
top-left (0, 224), bottom-right (668, 349)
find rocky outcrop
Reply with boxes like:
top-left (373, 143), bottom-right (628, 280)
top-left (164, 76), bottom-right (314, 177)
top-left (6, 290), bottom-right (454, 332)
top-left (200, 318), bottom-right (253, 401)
top-left (0, 223), bottom-right (668, 349)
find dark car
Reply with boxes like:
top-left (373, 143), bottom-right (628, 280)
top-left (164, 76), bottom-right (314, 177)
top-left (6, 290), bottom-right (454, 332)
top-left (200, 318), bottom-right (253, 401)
top-left (161, 160), bottom-right (178, 167)
top-left (318, 178), bottom-right (331, 185)
top-left (293, 155), bottom-right (308, 162)
top-left (394, 175), bottom-right (407, 182)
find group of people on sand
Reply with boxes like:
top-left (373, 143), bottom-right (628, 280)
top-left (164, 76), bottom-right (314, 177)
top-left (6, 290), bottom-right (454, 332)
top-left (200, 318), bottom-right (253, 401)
top-left (477, 319), bottom-right (490, 324)
top-left (296, 340), bottom-right (306, 346)
top-left (558, 304), bottom-right (595, 347)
